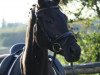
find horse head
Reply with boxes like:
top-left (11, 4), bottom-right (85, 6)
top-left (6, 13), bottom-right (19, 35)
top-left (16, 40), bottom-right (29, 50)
top-left (33, 0), bottom-right (81, 62)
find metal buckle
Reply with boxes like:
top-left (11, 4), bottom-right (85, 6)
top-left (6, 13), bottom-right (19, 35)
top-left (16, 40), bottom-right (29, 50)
top-left (52, 43), bottom-right (62, 53)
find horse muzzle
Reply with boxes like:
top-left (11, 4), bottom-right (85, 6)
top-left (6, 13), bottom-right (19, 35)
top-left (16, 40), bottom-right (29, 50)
top-left (62, 38), bottom-right (81, 62)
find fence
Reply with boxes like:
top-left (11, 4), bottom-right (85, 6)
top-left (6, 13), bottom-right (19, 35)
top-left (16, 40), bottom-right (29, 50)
top-left (64, 62), bottom-right (100, 74)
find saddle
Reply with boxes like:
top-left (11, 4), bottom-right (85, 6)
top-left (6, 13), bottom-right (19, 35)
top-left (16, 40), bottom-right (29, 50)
top-left (0, 44), bottom-right (24, 75)
top-left (0, 43), bottom-right (65, 75)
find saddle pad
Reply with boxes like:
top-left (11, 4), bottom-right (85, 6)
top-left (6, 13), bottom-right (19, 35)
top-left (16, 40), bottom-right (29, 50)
top-left (0, 54), bottom-right (17, 75)
top-left (0, 49), bottom-right (22, 75)
top-left (8, 56), bottom-right (22, 75)
top-left (48, 55), bottom-right (66, 75)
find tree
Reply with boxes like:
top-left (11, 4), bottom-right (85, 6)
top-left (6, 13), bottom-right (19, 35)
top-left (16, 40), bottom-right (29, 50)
top-left (1, 18), bottom-right (7, 28)
top-left (61, 0), bottom-right (100, 18)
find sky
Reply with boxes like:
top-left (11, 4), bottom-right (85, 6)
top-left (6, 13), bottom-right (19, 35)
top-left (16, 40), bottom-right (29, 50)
top-left (0, 0), bottom-right (37, 24)
top-left (0, 0), bottom-right (97, 25)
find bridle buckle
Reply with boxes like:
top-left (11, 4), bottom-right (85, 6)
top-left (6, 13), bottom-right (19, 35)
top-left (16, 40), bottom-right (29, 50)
top-left (52, 43), bottom-right (62, 53)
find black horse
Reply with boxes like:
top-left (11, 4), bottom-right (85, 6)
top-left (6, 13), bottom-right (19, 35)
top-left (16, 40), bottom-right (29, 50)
top-left (0, 0), bottom-right (81, 75)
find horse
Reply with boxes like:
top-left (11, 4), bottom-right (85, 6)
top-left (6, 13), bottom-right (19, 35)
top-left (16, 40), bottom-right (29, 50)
top-left (0, 0), bottom-right (81, 75)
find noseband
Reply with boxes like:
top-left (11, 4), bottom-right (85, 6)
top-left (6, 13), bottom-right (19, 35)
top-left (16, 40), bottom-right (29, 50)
top-left (52, 32), bottom-right (74, 52)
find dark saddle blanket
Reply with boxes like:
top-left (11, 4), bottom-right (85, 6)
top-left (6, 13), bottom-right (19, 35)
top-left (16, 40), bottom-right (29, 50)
top-left (0, 44), bottom-right (24, 75)
top-left (0, 44), bottom-right (65, 75)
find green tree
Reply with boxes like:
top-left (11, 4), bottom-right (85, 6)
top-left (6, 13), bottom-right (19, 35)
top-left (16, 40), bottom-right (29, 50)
top-left (1, 18), bottom-right (7, 28)
top-left (61, 0), bottom-right (100, 18)
top-left (77, 32), bottom-right (100, 63)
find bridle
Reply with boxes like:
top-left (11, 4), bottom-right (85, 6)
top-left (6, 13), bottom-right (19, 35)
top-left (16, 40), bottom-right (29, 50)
top-left (33, 4), bottom-right (76, 75)
top-left (36, 6), bottom-right (76, 53)
top-left (37, 5), bottom-right (59, 13)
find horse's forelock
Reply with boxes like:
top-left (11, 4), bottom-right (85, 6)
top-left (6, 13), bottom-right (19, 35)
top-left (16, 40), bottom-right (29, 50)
top-left (38, 0), bottom-right (60, 8)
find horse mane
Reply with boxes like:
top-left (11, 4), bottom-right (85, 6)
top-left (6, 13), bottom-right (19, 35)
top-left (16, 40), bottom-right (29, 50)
top-left (21, 6), bottom-right (36, 75)
top-left (25, 5), bottom-right (36, 51)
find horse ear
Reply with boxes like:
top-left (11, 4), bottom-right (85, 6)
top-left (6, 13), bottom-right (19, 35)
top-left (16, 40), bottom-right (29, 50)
top-left (53, 0), bottom-right (60, 4)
